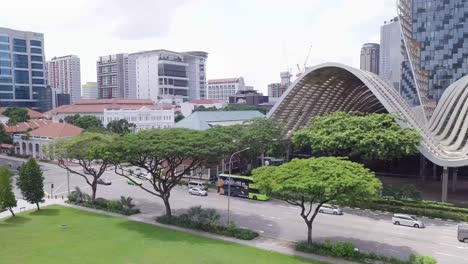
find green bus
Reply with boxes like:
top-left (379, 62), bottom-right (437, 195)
top-left (217, 174), bottom-right (269, 201)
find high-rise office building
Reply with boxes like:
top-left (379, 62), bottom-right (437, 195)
top-left (398, 0), bottom-right (468, 120)
top-left (129, 50), bottom-right (208, 102)
top-left (379, 17), bottom-right (403, 91)
top-left (96, 53), bottom-right (129, 99)
top-left (46, 55), bottom-right (81, 103)
top-left (268, 71), bottom-right (292, 100)
top-left (81, 82), bottom-right (98, 99)
top-left (207, 77), bottom-right (246, 102)
top-left (360, 43), bottom-right (380, 75)
top-left (0, 27), bottom-right (46, 108)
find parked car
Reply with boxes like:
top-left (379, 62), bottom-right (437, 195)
top-left (97, 179), bottom-right (112, 186)
top-left (189, 187), bottom-right (207, 196)
top-left (458, 225), bottom-right (468, 243)
top-left (318, 204), bottom-right (343, 215)
top-left (127, 178), bottom-right (143, 186)
top-left (392, 214), bottom-right (425, 228)
top-left (188, 180), bottom-right (208, 190)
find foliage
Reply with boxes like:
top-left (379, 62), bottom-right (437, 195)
top-left (75, 115), bottom-right (104, 130)
top-left (16, 158), bottom-right (44, 210)
top-left (0, 166), bottom-right (17, 216)
top-left (68, 191), bottom-right (140, 215)
top-left (109, 128), bottom-right (230, 217)
top-left (64, 114), bottom-right (80, 125)
top-left (295, 241), bottom-right (436, 264)
top-left (193, 105), bottom-right (217, 112)
top-left (382, 184), bottom-right (422, 201)
top-left (0, 123), bottom-right (11, 145)
top-left (174, 112), bottom-right (185, 123)
top-left (0, 206), bottom-right (317, 264)
top-left (46, 132), bottom-right (114, 202)
top-left (253, 157), bottom-right (381, 243)
top-left (106, 119), bottom-right (136, 135)
top-left (3, 107), bottom-right (30, 125)
top-left (292, 112), bottom-right (422, 160)
top-left (157, 206), bottom-right (258, 240)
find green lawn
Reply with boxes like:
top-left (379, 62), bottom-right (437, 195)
top-left (0, 205), bottom-right (323, 264)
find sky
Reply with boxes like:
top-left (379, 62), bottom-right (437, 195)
top-left (0, 0), bottom-right (397, 94)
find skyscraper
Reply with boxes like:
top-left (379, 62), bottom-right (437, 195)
top-left (46, 55), bottom-right (81, 103)
top-left (379, 17), bottom-right (403, 91)
top-left (96, 53), bottom-right (129, 99)
top-left (398, 0), bottom-right (468, 120)
top-left (360, 43), bottom-right (380, 75)
top-left (0, 27), bottom-right (46, 108)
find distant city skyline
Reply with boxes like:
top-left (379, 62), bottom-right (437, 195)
top-left (0, 0), bottom-right (397, 94)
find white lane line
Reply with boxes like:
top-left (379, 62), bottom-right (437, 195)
top-left (442, 235), bottom-right (454, 239)
top-left (435, 252), bottom-right (466, 259)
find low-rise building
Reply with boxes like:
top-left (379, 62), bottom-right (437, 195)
top-left (0, 108), bottom-right (45, 125)
top-left (81, 82), bottom-right (98, 99)
top-left (45, 98), bottom-right (175, 131)
top-left (228, 90), bottom-right (269, 106)
top-left (13, 122), bottom-right (82, 159)
top-left (177, 99), bottom-right (226, 117)
top-left (207, 78), bottom-right (248, 102)
top-left (175, 110), bottom-right (265, 130)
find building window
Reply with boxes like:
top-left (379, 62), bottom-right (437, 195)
top-left (13, 54), bottom-right (28, 68)
top-left (15, 86), bottom-right (30, 99)
top-left (0, 61), bottom-right (10, 67)
top-left (14, 70), bottom-right (29, 84)
top-left (0, 85), bottom-right (13, 91)
top-left (31, 71), bottom-right (43, 77)
top-left (0, 93), bottom-right (13, 99)
top-left (0, 77), bottom-right (12, 83)
top-left (0, 68), bottom-right (11, 75)
top-left (31, 55), bottom-right (43, 62)
top-left (31, 63), bottom-right (43, 69)
top-left (32, 78), bottom-right (44, 84)
top-left (0, 52), bottom-right (10, 59)
top-left (30, 48), bottom-right (42, 54)
top-left (0, 36), bottom-right (9, 43)
top-left (30, 40), bottom-right (42, 47)
top-left (0, 44), bottom-right (9, 51)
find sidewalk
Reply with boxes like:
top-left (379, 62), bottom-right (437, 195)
top-left (62, 203), bottom-right (357, 264)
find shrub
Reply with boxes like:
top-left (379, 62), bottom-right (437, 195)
top-left (107, 200), bottom-right (123, 211)
top-left (186, 206), bottom-right (220, 225)
top-left (381, 184), bottom-right (421, 201)
top-left (409, 254), bottom-right (437, 264)
top-left (94, 198), bottom-right (108, 208)
top-left (331, 242), bottom-right (356, 258)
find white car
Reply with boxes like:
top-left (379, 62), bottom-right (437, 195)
top-left (392, 214), bottom-right (425, 228)
top-left (318, 204), bottom-right (343, 215)
top-left (189, 187), bottom-right (207, 196)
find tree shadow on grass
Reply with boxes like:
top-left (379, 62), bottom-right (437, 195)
top-left (30, 208), bottom-right (61, 216)
top-left (0, 215), bottom-right (31, 226)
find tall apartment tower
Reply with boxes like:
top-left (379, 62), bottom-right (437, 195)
top-left (360, 43), bottom-right (380, 75)
top-left (379, 17), bottom-right (403, 91)
top-left (46, 55), bottom-right (81, 103)
top-left (207, 77), bottom-right (246, 102)
top-left (0, 27), bottom-right (46, 108)
top-left (129, 50), bottom-right (208, 102)
top-left (268, 71), bottom-right (292, 100)
top-left (96, 53), bottom-right (129, 99)
top-left (398, 0), bottom-right (468, 120)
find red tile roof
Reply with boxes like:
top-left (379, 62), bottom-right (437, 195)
top-left (29, 122), bottom-right (82, 138)
top-left (208, 78), bottom-right (241, 84)
top-left (190, 99), bottom-right (222, 104)
top-left (45, 98), bottom-right (173, 115)
top-left (0, 108), bottom-right (45, 119)
top-left (0, 144), bottom-right (14, 149)
top-left (5, 120), bottom-right (53, 134)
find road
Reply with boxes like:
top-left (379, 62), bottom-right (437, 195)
top-left (1, 156), bottom-right (467, 264)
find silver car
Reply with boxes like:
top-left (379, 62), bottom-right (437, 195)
top-left (318, 204), bottom-right (343, 215)
top-left (392, 214), bottom-right (425, 228)
top-left (189, 187), bottom-right (207, 196)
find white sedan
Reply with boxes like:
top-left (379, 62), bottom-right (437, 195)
top-left (318, 204), bottom-right (343, 215)
top-left (189, 187), bottom-right (207, 196)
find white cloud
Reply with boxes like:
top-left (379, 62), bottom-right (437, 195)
top-left (0, 0), bottom-right (397, 94)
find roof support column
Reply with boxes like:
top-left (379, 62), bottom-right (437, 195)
top-left (432, 163), bottom-right (438, 181)
top-left (452, 168), bottom-right (458, 192)
top-left (419, 155), bottom-right (426, 181)
top-left (442, 166), bottom-right (448, 203)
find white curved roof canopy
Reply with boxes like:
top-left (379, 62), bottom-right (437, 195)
top-left (268, 63), bottom-right (468, 167)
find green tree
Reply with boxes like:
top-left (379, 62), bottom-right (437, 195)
top-left (109, 128), bottom-right (229, 217)
top-left (3, 107), bottom-right (30, 125)
top-left (0, 123), bottom-right (11, 145)
top-left (175, 112), bottom-right (185, 123)
top-left (106, 119), bottom-right (136, 135)
top-left (45, 132), bottom-right (114, 203)
top-left (16, 158), bottom-right (44, 210)
top-left (64, 114), bottom-right (81, 125)
top-left (293, 112), bottom-right (422, 160)
top-left (0, 166), bottom-right (17, 216)
top-left (252, 157), bottom-right (382, 244)
top-left (74, 116), bottom-right (104, 130)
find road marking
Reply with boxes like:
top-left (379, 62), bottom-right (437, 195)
top-left (435, 252), bottom-right (466, 259)
top-left (267, 224), bottom-right (273, 227)
top-left (442, 236), bottom-right (453, 239)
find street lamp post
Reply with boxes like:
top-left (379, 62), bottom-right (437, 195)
top-left (227, 147), bottom-right (250, 225)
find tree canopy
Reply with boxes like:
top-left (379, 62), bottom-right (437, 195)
top-left (106, 119), bottom-right (136, 135)
top-left (108, 128), bottom-right (230, 216)
top-left (16, 158), bottom-right (44, 210)
top-left (252, 157), bottom-right (382, 243)
top-left (64, 115), bottom-right (104, 131)
top-left (292, 112), bottom-right (422, 160)
top-left (3, 107), bottom-right (30, 125)
top-left (174, 112), bottom-right (185, 123)
top-left (0, 124), bottom-right (11, 145)
top-left (46, 132), bottom-right (114, 202)
top-left (0, 166), bottom-right (17, 216)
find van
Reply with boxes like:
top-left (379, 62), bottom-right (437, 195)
top-left (392, 214), bottom-right (425, 228)
top-left (188, 180), bottom-right (207, 190)
top-left (458, 225), bottom-right (468, 243)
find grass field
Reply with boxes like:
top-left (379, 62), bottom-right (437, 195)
top-left (0, 205), bottom-right (323, 264)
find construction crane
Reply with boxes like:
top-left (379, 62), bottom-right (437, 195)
top-left (296, 44), bottom-right (313, 77)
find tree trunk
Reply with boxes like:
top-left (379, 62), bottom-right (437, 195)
top-left (91, 182), bottom-right (97, 203)
top-left (36, 203), bottom-right (40, 210)
top-left (9, 208), bottom-right (15, 217)
top-left (307, 222), bottom-right (312, 244)
top-left (162, 194), bottom-right (172, 217)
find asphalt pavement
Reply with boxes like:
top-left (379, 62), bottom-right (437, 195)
top-left (1, 156), bottom-right (467, 264)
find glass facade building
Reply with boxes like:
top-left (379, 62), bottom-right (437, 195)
top-left (0, 27), bottom-right (45, 109)
top-left (398, 0), bottom-right (468, 121)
